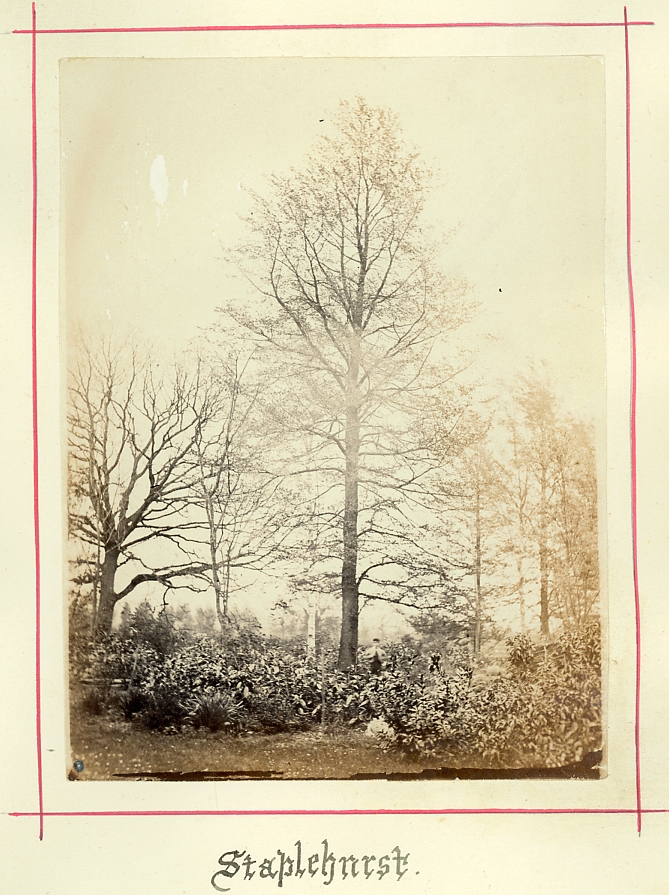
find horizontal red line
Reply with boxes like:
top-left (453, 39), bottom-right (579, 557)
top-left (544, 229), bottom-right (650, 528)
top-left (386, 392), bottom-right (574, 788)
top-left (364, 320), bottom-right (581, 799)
top-left (12, 20), bottom-right (655, 35)
top-left (10, 808), bottom-right (669, 818)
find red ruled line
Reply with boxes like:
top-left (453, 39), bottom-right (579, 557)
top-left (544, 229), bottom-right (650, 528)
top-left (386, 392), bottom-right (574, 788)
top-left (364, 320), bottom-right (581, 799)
top-left (9, 808), bottom-right (668, 818)
top-left (624, 6), bottom-right (643, 838)
top-left (30, 0), bottom-right (44, 845)
top-left (12, 20), bottom-right (654, 35)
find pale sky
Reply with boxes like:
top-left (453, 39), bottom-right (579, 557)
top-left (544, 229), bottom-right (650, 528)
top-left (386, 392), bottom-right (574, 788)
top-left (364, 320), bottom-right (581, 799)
top-left (60, 56), bottom-right (606, 629)
top-left (61, 55), bottom-right (605, 422)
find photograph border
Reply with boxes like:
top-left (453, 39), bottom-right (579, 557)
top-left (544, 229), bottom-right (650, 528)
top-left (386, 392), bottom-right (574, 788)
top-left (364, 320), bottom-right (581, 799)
top-left (9, 2), bottom-right (657, 840)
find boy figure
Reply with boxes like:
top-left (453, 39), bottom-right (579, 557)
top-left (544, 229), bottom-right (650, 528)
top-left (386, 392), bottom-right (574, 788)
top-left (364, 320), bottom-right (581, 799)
top-left (366, 638), bottom-right (386, 675)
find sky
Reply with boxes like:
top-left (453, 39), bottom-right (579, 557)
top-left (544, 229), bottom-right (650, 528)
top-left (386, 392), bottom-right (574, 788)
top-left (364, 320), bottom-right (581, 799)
top-left (61, 55), bottom-right (605, 421)
top-left (60, 56), bottom-right (606, 633)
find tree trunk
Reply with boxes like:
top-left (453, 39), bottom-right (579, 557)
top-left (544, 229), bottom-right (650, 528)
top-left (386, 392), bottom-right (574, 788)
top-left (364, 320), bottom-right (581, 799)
top-left (306, 594), bottom-right (316, 658)
top-left (90, 538), bottom-right (101, 638)
top-left (539, 541), bottom-right (550, 636)
top-left (213, 575), bottom-right (227, 631)
top-left (539, 467), bottom-right (550, 637)
top-left (337, 338), bottom-right (361, 670)
top-left (517, 565), bottom-right (526, 633)
top-left (209, 523), bottom-right (227, 631)
top-left (514, 467), bottom-right (527, 633)
top-left (94, 547), bottom-right (120, 636)
top-left (473, 478), bottom-right (482, 656)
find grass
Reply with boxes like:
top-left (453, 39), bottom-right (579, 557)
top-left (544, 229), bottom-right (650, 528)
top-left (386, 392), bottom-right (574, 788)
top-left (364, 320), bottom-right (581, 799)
top-left (69, 712), bottom-right (443, 781)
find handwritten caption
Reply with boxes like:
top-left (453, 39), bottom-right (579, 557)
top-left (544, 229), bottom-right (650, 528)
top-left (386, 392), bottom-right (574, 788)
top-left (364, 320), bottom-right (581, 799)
top-left (212, 841), bottom-right (412, 891)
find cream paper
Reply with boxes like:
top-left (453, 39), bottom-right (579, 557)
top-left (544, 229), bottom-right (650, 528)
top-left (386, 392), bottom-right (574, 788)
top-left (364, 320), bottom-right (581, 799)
top-left (1, 0), bottom-right (668, 891)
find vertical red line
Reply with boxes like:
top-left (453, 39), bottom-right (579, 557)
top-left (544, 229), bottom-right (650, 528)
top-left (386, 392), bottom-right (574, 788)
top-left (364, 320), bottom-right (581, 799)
top-left (31, 0), bottom-right (44, 842)
top-left (624, 6), bottom-right (642, 836)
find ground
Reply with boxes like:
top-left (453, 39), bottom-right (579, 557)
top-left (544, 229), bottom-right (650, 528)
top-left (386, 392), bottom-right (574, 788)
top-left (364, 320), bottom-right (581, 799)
top-left (69, 714), bottom-right (441, 781)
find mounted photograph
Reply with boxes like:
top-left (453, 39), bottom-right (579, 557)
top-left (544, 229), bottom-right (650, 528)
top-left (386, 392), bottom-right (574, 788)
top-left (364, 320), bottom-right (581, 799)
top-left (62, 56), bottom-right (605, 780)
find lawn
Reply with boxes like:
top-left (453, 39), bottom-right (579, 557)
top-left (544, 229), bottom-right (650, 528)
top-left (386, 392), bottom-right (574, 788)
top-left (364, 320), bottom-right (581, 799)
top-left (69, 713), bottom-right (441, 781)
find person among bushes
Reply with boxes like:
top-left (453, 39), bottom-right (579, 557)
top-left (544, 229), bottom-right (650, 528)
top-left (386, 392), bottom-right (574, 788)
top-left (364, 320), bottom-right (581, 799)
top-left (365, 638), bottom-right (386, 675)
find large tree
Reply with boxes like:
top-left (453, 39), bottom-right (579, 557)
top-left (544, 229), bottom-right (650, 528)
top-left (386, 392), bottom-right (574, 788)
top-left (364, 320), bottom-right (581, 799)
top-left (68, 336), bottom-right (220, 635)
top-left (225, 98), bottom-right (469, 668)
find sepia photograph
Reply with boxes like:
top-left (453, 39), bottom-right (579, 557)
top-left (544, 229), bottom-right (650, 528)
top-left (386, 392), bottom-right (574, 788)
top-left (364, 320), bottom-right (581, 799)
top-left (63, 55), bottom-right (605, 781)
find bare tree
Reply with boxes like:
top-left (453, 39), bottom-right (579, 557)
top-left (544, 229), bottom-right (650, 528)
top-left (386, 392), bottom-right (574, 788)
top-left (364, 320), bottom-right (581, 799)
top-left (421, 423), bottom-right (508, 658)
top-left (498, 421), bottom-right (535, 633)
top-left (500, 372), bottom-right (600, 636)
top-left (186, 354), bottom-right (297, 631)
top-left (224, 98), bottom-right (469, 668)
top-left (549, 420), bottom-right (600, 629)
top-left (458, 443), bottom-right (507, 656)
top-left (509, 376), bottom-right (562, 637)
top-left (68, 336), bottom-right (220, 636)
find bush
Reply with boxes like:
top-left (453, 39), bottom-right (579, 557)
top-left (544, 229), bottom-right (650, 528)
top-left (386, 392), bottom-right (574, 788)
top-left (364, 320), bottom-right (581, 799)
top-left (244, 693), bottom-right (311, 733)
top-left (187, 692), bottom-right (243, 733)
top-left (321, 625), bottom-right (602, 767)
top-left (122, 600), bottom-right (186, 655)
top-left (113, 687), bottom-right (148, 720)
top-left (81, 686), bottom-right (106, 716)
top-left (381, 623), bottom-right (602, 766)
top-left (139, 687), bottom-right (191, 731)
top-left (78, 619), bottom-right (601, 767)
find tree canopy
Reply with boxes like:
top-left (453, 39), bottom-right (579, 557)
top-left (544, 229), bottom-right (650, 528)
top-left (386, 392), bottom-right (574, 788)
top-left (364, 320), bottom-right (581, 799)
top-left (222, 98), bottom-right (472, 667)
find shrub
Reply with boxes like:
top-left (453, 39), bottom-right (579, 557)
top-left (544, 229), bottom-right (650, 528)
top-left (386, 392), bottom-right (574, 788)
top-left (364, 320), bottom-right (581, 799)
top-left (506, 633), bottom-right (536, 675)
top-left (187, 692), bottom-right (243, 733)
top-left (123, 600), bottom-right (187, 655)
top-left (81, 686), bottom-right (106, 716)
top-left (244, 693), bottom-right (310, 733)
top-left (113, 687), bottom-right (148, 720)
top-left (139, 687), bottom-right (191, 731)
top-left (79, 619), bottom-right (601, 767)
top-left (321, 625), bottom-right (602, 767)
top-left (382, 623), bottom-right (602, 767)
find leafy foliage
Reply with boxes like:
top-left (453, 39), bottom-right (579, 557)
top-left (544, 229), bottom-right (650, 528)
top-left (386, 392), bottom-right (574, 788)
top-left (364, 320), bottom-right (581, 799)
top-left (78, 601), bottom-right (601, 769)
top-left (113, 687), bottom-right (148, 720)
top-left (81, 686), bottom-right (106, 716)
top-left (186, 693), bottom-right (243, 733)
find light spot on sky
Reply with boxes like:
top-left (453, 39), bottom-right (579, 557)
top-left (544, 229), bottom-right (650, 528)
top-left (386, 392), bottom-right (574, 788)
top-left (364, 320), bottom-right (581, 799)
top-left (150, 155), bottom-right (169, 206)
top-left (182, 178), bottom-right (189, 197)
